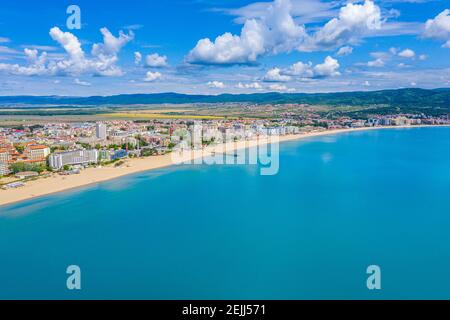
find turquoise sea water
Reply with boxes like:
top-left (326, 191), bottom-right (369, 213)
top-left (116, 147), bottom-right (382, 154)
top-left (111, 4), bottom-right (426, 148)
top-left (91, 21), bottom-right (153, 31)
top-left (1, 127), bottom-right (450, 299)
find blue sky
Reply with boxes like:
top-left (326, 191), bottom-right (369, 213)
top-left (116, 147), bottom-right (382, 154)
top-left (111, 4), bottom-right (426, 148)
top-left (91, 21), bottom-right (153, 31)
top-left (1, 0), bottom-right (450, 96)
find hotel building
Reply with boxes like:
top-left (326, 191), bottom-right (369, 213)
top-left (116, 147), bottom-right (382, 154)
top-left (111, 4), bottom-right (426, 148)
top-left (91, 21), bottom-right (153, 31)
top-left (0, 148), bottom-right (11, 176)
top-left (24, 145), bottom-right (51, 161)
top-left (48, 149), bottom-right (99, 170)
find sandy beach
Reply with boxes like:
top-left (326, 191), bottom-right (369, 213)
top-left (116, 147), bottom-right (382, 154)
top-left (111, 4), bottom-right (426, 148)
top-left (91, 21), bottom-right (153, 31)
top-left (0, 125), bottom-right (444, 207)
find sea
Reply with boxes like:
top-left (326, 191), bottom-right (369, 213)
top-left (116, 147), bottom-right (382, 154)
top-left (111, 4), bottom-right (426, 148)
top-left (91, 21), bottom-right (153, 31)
top-left (1, 127), bottom-right (450, 299)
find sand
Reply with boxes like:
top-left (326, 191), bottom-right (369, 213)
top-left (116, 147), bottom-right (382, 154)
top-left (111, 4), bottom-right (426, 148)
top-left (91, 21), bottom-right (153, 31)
top-left (0, 125), bottom-right (444, 207)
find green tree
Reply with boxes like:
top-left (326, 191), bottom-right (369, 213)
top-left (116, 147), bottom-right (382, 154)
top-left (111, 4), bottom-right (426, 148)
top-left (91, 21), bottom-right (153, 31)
top-left (15, 145), bottom-right (25, 154)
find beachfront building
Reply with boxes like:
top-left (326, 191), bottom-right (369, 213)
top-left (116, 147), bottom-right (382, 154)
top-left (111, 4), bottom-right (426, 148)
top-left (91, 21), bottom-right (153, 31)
top-left (0, 162), bottom-right (10, 176)
top-left (0, 148), bottom-right (11, 176)
top-left (48, 149), bottom-right (99, 170)
top-left (24, 144), bottom-right (50, 161)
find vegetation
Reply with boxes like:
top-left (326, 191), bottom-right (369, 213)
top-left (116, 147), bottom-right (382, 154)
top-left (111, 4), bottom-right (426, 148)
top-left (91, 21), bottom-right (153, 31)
top-left (10, 162), bottom-right (46, 174)
top-left (141, 148), bottom-right (157, 157)
top-left (1, 88), bottom-right (449, 108)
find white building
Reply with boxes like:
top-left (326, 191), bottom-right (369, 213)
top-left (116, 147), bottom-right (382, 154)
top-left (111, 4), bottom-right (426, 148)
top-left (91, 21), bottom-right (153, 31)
top-left (96, 123), bottom-right (107, 140)
top-left (49, 149), bottom-right (99, 170)
top-left (25, 145), bottom-right (50, 161)
top-left (0, 162), bottom-right (10, 176)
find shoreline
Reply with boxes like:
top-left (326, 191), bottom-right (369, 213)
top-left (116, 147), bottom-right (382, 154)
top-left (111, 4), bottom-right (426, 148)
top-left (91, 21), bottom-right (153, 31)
top-left (0, 125), bottom-right (447, 207)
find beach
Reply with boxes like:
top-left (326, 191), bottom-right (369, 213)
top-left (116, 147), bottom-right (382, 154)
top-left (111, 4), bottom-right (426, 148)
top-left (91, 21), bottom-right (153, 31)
top-left (0, 125), bottom-right (442, 207)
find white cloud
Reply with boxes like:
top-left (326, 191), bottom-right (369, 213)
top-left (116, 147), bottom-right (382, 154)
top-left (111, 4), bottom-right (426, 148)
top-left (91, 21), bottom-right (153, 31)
top-left (285, 61), bottom-right (314, 77)
top-left (313, 56), bottom-right (340, 77)
top-left (186, 0), bottom-right (305, 65)
top-left (48, 26), bottom-right (132, 76)
top-left (424, 9), bottom-right (450, 48)
top-left (236, 82), bottom-right (263, 89)
top-left (186, 19), bottom-right (267, 65)
top-left (187, 0), bottom-right (383, 65)
top-left (207, 81), bottom-right (226, 88)
top-left (145, 53), bottom-right (168, 68)
top-left (264, 67), bottom-right (292, 82)
top-left (225, 0), bottom-right (336, 25)
top-left (74, 78), bottom-right (91, 86)
top-left (367, 58), bottom-right (385, 67)
top-left (363, 80), bottom-right (370, 87)
top-left (134, 52), bottom-right (142, 64)
top-left (0, 37), bottom-right (11, 43)
top-left (0, 48), bottom-right (48, 76)
top-left (0, 27), bottom-right (133, 77)
top-left (301, 0), bottom-right (382, 51)
top-left (336, 46), bottom-right (353, 56)
top-left (424, 9), bottom-right (450, 39)
top-left (144, 71), bottom-right (162, 82)
top-left (398, 48), bottom-right (415, 58)
top-left (49, 27), bottom-right (85, 62)
top-left (91, 28), bottom-right (134, 56)
top-left (419, 54), bottom-right (428, 60)
top-left (268, 84), bottom-right (295, 92)
top-left (266, 56), bottom-right (340, 81)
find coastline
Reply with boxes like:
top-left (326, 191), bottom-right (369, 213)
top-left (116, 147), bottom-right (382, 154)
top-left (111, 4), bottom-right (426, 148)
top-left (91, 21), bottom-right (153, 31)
top-left (0, 125), bottom-right (446, 207)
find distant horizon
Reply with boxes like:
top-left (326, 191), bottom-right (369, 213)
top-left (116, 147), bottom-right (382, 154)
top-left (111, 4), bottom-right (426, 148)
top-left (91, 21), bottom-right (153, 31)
top-left (1, 86), bottom-right (450, 99)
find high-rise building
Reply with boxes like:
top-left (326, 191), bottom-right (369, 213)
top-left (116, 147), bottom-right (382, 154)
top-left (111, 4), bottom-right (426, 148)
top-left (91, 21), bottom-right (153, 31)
top-left (96, 123), bottom-right (107, 140)
top-left (48, 149), bottom-right (99, 170)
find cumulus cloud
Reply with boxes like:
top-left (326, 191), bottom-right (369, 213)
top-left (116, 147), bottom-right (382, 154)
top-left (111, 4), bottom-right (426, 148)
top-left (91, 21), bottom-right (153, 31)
top-left (91, 28), bottom-right (134, 56)
top-left (424, 10), bottom-right (450, 40)
top-left (336, 46), bottom-right (353, 56)
top-left (398, 48), bottom-right (415, 58)
top-left (145, 53), bottom-right (168, 68)
top-left (265, 56), bottom-right (340, 82)
top-left (207, 81), bottom-right (226, 88)
top-left (313, 56), bottom-right (341, 77)
top-left (0, 27), bottom-right (133, 77)
top-left (299, 0), bottom-right (382, 51)
top-left (186, 0), bottom-right (383, 65)
top-left (0, 48), bottom-right (48, 76)
top-left (284, 61), bottom-right (314, 77)
top-left (144, 71), bottom-right (162, 82)
top-left (186, 19), bottom-right (267, 65)
top-left (187, 0), bottom-right (306, 65)
top-left (264, 67), bottom-right (292, 82)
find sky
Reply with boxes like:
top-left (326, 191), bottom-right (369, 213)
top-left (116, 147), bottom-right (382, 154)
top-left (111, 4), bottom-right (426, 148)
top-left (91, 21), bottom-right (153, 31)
top-left (0, 0), bottom-right (450, 96)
